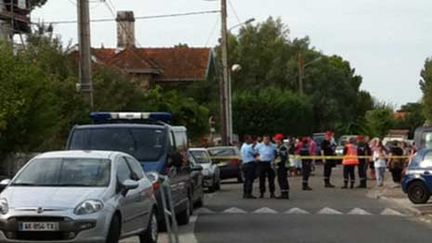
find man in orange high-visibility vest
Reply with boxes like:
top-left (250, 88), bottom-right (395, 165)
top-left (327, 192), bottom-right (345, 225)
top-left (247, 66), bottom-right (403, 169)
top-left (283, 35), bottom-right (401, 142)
top-left (342, 137), bottom-right (359, 189)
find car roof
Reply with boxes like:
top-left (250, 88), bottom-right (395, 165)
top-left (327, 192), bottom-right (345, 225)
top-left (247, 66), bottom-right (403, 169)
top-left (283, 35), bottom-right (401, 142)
top-left (34, 150), bottom-right (125, 160)
top-left (73, 123), bottom-right (167, 130)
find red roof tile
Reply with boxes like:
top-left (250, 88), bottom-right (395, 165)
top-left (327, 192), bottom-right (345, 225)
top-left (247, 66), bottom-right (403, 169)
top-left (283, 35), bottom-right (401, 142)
top-left (91, 47), bottom-right (212, 81)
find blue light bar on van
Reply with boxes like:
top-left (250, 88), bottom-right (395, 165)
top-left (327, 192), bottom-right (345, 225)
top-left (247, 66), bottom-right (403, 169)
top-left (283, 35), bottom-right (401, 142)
top-left (90, 112), bottom-right (172, 123)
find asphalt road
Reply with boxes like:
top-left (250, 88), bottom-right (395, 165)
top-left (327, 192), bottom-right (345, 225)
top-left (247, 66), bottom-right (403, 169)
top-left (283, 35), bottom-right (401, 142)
top-left (122, 165), bottom-right (432, 243)
top-left (193, 165), bottom-right (432, 243)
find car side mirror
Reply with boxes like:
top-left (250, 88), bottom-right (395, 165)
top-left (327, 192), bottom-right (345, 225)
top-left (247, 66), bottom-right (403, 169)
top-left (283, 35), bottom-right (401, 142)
top-left (120, 179), bottom-right (139, 196)
top-left (0, 179), bottom-right (11, 192)
top-left (191, 164), bottom-right (203, 172)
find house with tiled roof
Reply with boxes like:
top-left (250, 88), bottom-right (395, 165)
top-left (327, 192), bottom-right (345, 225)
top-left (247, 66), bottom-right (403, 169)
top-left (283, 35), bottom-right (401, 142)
top-left (87, 11), bottom-right (216, 89)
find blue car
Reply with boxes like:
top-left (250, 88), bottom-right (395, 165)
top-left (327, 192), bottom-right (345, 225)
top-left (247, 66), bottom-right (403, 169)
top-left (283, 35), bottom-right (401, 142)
top-left (402, 148), bottom-right (432, 204)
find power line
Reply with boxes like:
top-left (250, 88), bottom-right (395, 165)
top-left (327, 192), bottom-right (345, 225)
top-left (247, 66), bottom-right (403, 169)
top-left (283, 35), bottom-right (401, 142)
top-left (228, 0), bottom-right (242, 26)
top-left (45, 10), bottom-right (220, 24)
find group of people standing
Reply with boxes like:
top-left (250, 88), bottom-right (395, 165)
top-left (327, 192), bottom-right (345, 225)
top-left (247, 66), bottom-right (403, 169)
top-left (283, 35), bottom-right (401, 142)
top-left (240, 132), bottom-right (412, 200)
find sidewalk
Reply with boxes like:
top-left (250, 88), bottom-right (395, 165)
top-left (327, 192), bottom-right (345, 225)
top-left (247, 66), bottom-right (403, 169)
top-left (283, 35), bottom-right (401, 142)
top-left (367, 175), bottom-right (432, 218)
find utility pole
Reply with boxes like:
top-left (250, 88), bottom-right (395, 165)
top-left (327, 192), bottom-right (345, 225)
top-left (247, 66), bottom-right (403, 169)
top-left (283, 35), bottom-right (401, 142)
top-left (220, 0), bottom-right (229, 145)
top-left (77, 0), bottom-right (94, 110)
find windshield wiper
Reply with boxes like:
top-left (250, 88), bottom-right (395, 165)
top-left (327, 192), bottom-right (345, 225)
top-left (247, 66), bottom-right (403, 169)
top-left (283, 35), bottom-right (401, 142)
top-left (11, 183), bottom-right (39, 186)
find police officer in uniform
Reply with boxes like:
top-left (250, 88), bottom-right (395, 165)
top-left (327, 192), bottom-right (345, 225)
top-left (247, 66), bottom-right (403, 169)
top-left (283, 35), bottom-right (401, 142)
top-left (240, 135), bottom-right (257, 199)
top-left (255, 135), bottom-right (277, 198)
top-left (296, 137), bottom-right (313, 191)
top-left (274, 134), bottom-right (289, 199)
top-left (356, 136), bottom-right (371, 188)
top-left (342, 137), bottom-right (359, 189)
top-left (321, 131), bottom-right (336, 188)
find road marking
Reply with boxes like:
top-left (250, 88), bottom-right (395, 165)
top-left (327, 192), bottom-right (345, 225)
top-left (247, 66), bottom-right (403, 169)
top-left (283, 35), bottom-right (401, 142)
top-left (253, 207), bottom-right (278, 214)
top-left (195, 207), bottom-right (216, 214)
top-left (285, 208), bottom-right (310, 214)
top-left (381, 208), bottom-right (405, 216)
top-left (317, 207), bottom-right (343, 215)
top-left (347, 208), bottom-right (372, 216)
top-left (223, 207), bottom-right (247, 214)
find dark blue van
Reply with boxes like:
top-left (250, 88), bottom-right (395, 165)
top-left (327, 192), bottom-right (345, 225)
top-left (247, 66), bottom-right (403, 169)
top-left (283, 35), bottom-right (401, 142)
top-left (66, 112), bottom-right (204, 228)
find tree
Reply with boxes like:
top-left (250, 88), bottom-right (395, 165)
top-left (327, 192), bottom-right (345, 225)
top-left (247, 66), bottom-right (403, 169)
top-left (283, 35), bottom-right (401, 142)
top-left (219, 17), bottom-right (370, 134)
top-left (233, 88), bottom-right (314, 137)
top-left (394, 102), bottom-right (426, 138)
top-left (420, 57), bottom-right (432, 123)
top-left (363, 108), bottom-right (395, 138)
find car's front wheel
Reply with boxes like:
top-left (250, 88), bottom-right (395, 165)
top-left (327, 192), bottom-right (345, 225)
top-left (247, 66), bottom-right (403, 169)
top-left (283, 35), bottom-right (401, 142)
top-left (106, 214), bottom-right (121, 243)
top-left (408, 181), bottom-right (431, 204)
top-left (140, 209), bottom-right (158, 243)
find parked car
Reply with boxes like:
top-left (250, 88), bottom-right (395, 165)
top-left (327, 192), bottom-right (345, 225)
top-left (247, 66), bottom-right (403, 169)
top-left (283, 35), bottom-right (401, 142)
top-left (414, 127), bottom-right (432, 150)
top-left (186, 153), bottom-right (205, 206)
top-left (207, 146), bottom-right (242, 182)
top-left (402, 148), bottom-right (432, 204)
top-left (335, 135), bottom-right (359, 156)
top-left (0, 150), bottom-right (158, 243)
top-left (189, 148), bottom-right (221, 192)
top-left (66, 112), bottom-right (195, 228)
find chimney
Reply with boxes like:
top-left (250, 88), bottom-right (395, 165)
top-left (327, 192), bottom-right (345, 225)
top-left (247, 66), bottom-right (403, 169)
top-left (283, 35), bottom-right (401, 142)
top-left (116, 11), bottom-right (135, 48)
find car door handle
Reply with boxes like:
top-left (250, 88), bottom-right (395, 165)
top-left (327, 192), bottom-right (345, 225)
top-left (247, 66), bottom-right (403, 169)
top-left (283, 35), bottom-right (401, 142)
top-left (424, 171), bottom-right (431, 175)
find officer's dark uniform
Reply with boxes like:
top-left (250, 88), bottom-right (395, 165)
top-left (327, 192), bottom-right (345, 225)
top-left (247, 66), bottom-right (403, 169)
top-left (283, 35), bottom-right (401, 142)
top-left (276, 143), bottom-right (290, 199)
top-left (298, 139), bottom-right (312, 191)
top-left (321, 138), bottom-right (336, 188)
top-left (357, 139), bottom-right (371, 188)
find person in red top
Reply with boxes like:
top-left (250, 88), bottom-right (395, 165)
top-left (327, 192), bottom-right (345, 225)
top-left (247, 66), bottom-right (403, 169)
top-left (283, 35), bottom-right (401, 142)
top-left (342, 137), bottom-right (359, 189)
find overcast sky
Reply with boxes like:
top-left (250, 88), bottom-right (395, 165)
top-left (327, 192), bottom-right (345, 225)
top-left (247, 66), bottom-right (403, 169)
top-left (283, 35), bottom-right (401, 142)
top-left (32, 0), bottom-right (432, 107)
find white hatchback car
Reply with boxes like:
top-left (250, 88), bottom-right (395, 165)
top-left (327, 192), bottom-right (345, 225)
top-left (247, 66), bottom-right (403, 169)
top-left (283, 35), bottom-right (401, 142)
top-left (189, 148), bottom-right (220, 192)
top-left (0, 150), bottom-right (158, 243)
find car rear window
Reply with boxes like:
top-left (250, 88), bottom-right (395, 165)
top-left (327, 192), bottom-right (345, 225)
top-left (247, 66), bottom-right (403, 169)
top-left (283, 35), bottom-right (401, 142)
top-left (190, 150), bottom-right (212, 164)
top-left (208, 148), bottom-right (237, 157)
top-left (69, 127), bottom-right (165, 162)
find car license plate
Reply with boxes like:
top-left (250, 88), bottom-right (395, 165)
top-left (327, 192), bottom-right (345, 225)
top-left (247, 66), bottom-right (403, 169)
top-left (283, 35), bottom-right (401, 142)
top-left (18, 222), bottom-right (59, 231)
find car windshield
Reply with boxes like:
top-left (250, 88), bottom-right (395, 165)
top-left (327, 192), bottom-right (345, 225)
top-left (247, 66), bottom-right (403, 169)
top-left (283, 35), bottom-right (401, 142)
top-left (190, 150), bottom-right (212, 164)
top-left (69, 127), bottom-right (165, 162)
top-left (11, 158), bottom-right (111, 187)
top-left (208, 148), bottom-right (237, 157)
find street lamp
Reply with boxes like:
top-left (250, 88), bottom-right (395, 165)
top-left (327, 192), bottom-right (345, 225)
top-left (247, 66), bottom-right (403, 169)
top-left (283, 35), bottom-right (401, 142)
top-left (298, 55), bottom-right (322, 95)
top-left (229, 18), bottom-right (256, 31)
top-left (204, 0), bottom-right (254, 145)
top-left (226, 19), bottom-right (255, 144)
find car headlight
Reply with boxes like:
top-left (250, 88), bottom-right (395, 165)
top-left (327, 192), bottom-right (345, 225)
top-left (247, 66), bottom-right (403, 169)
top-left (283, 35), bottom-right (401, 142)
top-left (0, 198), bottom-right (8, 215)
top-left (74, 200), bottom-right (104, 215)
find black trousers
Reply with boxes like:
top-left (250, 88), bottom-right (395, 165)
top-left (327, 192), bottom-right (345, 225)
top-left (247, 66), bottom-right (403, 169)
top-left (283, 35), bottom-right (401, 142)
top-left (390, 168), bottom-right (403, 183)
top-left (323, 160), bottom-right (334, 184)
top-left (277, 163), bottom-right (290, 193)
top-left (358, 160), bottom-right (368, 186)
top-left (343, 165), bottom-right (355, 184)
top-left (242, 162), bottom-right (257, 196)
top-left (258, 162), bottom-right (275, 194)
top-left (302, 160), bottom-right (312, 186)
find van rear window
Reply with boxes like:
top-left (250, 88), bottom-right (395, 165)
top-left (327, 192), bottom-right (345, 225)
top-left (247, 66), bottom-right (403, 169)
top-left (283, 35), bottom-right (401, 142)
top-left (69, 128), bottom-right (165, 162)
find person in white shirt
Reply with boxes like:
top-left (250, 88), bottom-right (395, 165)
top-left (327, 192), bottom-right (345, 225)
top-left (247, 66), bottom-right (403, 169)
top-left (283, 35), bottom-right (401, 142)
top-left (373, 141), bottom-right (388, 187)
